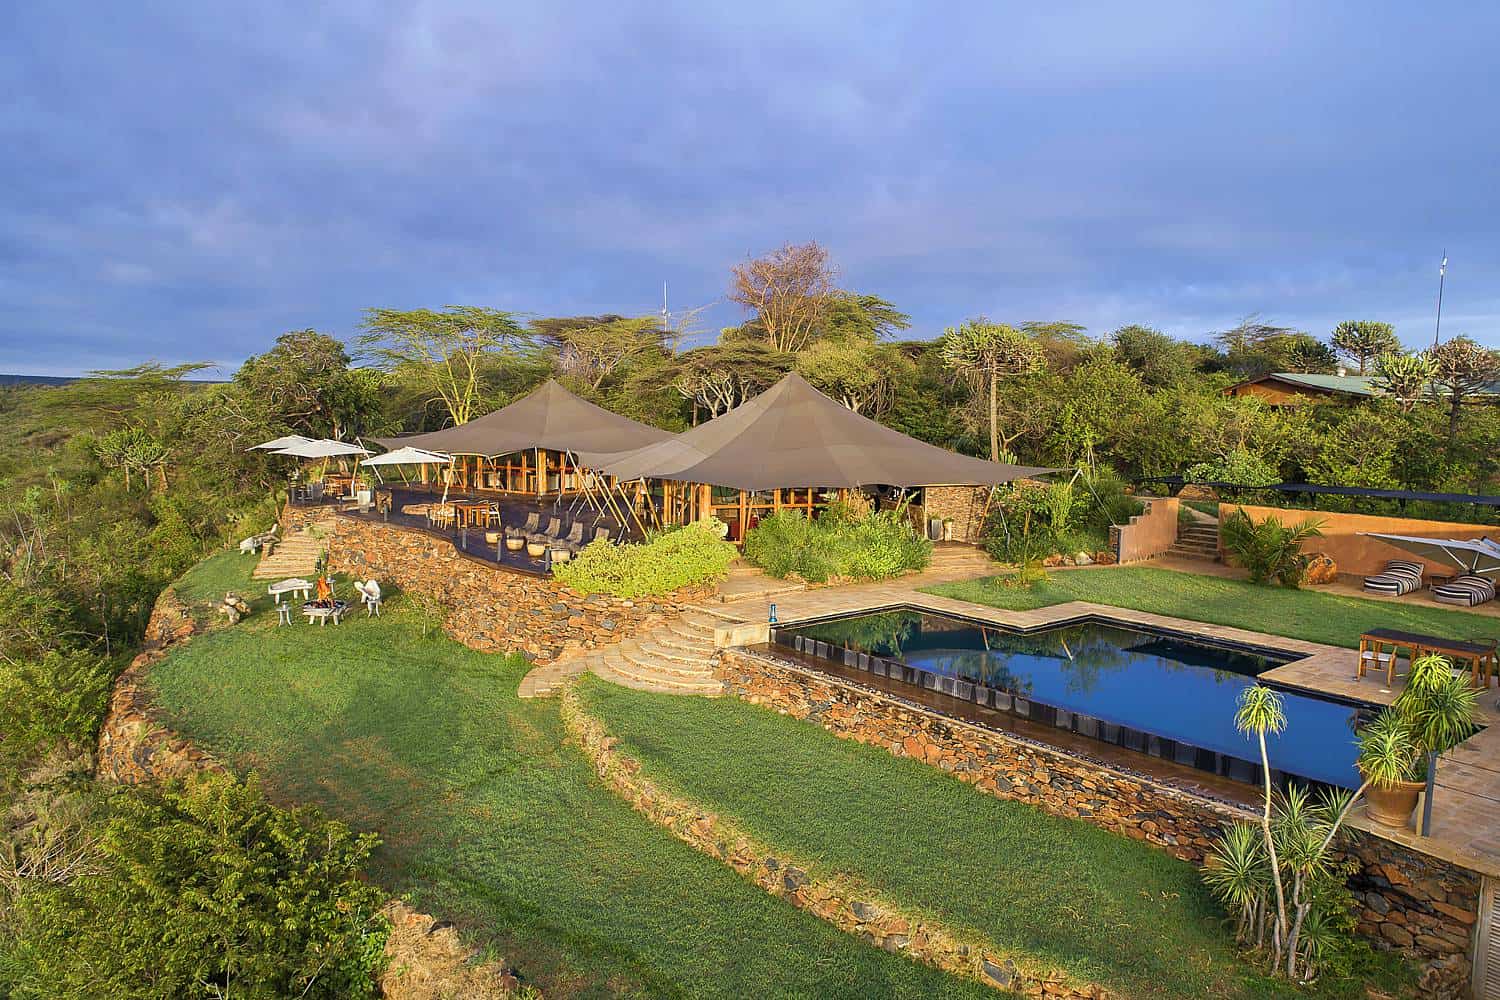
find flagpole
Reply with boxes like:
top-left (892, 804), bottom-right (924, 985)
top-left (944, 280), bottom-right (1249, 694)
top-left (1433, 252), bottom-right (1448, 349)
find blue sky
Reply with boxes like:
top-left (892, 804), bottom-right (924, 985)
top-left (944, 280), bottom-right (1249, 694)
top-left (3, 2), bottom-right (1497, 376)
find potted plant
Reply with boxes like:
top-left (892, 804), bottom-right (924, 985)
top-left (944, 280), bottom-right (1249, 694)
top-left (1356, 711), bottom-right (1425, 827)
top-left (1356, 654), bottom-right (1480, 829)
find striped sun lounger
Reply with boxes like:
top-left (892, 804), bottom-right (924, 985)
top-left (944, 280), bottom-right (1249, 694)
top-left (1363, 559), bottom-right (1425, 597)
top-left (1432, 575), bottom-right (1497, 608)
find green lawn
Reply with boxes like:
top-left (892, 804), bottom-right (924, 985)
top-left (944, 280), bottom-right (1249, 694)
top-left (170, 547), bottom-right (265, 608)
top-left (925, 567), bottom-right (1497, 649)
top-left (578, 681), bottom-right (1411, 1000)
top-left (147, 597), bottom-right (994, 999)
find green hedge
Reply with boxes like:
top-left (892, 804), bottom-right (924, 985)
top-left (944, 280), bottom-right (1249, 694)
top-left (743, 508), bottom-right (931, 583)
top-left (552, 521), bottom-right (737, 598)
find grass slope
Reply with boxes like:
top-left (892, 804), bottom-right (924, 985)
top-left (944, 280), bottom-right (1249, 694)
top-left (925, 567), bottom-right (1496, 649)
top-left (580, 681), bottom-right (1412, 1000)
top-left (147, 595), bottom-right (992, 999)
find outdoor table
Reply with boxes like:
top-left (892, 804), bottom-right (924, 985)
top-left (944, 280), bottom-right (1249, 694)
top-left (452, 500), bottom-right (492, 527)
top-left (1360, 628), bottom-right (1499, 688)
top-left (302, 601), bottom-right (350, 626)
top-left (267, 578), bottom-right (313, 604)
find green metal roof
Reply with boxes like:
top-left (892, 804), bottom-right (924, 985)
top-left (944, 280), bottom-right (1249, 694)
top-left (1248, 372), bottom-right (1500, 398)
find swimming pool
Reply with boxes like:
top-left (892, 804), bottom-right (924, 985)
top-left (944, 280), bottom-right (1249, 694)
top-left (773, 607), bottom-right (1372, 790)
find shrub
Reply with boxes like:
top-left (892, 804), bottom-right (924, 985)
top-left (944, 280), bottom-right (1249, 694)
top-left (743, 508), bottom-right (931, 583)
top-left (1, 772), bottom-right (389, 999)
top-left (553, 521), bottom-right (736, 598)
top-left (1219, 509), bottom-right (1324, 587)
top-left (982, 466), bottom-right (1142, 563)
top-left (1186, 448), bottom-right (1280, 488)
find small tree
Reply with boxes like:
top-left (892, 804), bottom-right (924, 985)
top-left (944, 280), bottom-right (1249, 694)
top-left (728, 241), bottom-right (838, 354)
top-left (535, 315), bottom-right (665, 389)
top-left (1329, 321), bottom-right (1400, 375)
top-left (1372, 351), bottom-right (1435, 413)
top-left (1219, 509), bottom-right (1324, 587)
top-left (1429, 335), bottom-right (1500, 444)
top-left (794, 338), bottom-right (913, 416)
top-left (359, 306), bottom-right (528, 426)
top-left (939, 319), bottom-right (1044, 462)
top-left (1233, 686), bottom-right (1290, 966)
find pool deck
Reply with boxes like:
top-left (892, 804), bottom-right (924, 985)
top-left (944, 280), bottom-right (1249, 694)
top-left (700, 572), bottom-right (1500, 877)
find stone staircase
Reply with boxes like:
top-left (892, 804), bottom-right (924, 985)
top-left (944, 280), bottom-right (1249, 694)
top-left (251, 519), bottom-right (334, 580)
top-left (1164, 520), bottom-right (1220, 562)
top-left (923, 543), bottom-right (1006, 580)
top-left (587, 610), bottom-right (727, 696)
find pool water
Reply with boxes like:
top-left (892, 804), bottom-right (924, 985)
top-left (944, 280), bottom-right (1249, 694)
top-left (775, 608), bottom-right (1370, 790)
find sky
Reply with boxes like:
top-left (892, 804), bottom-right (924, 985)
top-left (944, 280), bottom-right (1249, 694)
top-left (2, 1), bottom-right (1498, 376)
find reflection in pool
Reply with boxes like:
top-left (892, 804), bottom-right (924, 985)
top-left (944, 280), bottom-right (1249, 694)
top-left (775, 608), bottom-right (1370, 790)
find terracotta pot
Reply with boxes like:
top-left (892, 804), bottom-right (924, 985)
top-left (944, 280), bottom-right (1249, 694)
top-left (1362, 770), bottom-right (1425, 828)
top-left (505, 537), bottom-right (525, 551)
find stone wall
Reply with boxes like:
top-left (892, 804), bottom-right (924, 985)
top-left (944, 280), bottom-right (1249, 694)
top-left (715, 648), bottom-right (1482, 991)
top-left (327, 515), bottom-right (715, 663)
top-left (1109, 497), bottom-right (1179, 564)
top-left (921, 486), bottom-right (989, 543)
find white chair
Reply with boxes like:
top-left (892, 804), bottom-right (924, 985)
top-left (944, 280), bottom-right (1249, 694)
top-left (355, 579), bottom-right (382, 617)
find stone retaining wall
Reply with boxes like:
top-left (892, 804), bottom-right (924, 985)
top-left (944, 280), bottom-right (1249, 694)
top-left (326, 516), bottom-right (715, 663)
top-left (715, 648), bottom-right (1481, 993)
top-left (560, 684), bottom-right (1112, 998)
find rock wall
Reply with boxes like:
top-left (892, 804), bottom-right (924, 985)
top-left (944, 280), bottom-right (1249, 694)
top-left (921, 486), bottom-right (989, 543)
top-left (327, 515), bottom-right (715, 663)
top-left (560, 684), bottom-right (1113, 998)
top-left (715, 648), bottom-right (1481, 990)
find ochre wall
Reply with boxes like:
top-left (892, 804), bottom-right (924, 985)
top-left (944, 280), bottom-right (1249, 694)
top-left (1224, 381), bottom-right (1318, 405)
top-left (1222, 504), bottom-right (1494, 579)
top-left (1110, 497), bottom-right (1179, 563)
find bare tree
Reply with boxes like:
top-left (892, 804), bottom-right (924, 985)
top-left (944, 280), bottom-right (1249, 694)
top-left (728, 242), bottom-right (838, 354)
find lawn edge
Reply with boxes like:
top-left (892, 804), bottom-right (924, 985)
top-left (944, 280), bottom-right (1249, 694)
top-left (558, 679), bottom-right (1115, 1000)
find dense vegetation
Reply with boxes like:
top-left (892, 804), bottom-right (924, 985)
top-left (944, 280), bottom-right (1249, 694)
top-left (552, 521), bottom-right (737, 597)
top-left (744, 501), bottom-right (932, 582)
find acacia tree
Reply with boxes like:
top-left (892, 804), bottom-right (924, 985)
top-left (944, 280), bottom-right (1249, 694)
top-left (669, 338), bottom-right (790, 422)
top-left (534, 315), bottom-right (665, 389)
top-left (794, 338), bottom-right (914, 417)
top-left (1329, 321), bottom-right (1400, 375)
top-left (939, 319), bottom-right (1044, 461)
top-left (234, 330), bottom-right (383, 440)
top-left (359, 306), bottom-right (527, 426)
top-left (728, 241), bottom-right (838, 354)
top-left (1429, 335), bottom-right (1500, 444)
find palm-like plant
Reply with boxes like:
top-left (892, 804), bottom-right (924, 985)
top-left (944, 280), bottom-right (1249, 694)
top-left (1234, 685), bottom-right (1289, 963)
top-left (1203, 822), bottom-right (1268, 946)
top-left (1395, 654), bottom-right (1480, 833)
top-left (1219, 510), bottom-right (1325, 587)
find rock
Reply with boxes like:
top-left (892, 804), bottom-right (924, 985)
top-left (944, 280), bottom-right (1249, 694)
top-left (1304, 552), bottom-right (1338, 585)
top-left (982, 956), bottom-right (1017, 989)
top-left (850, 900), bottom-right (879, 921)
top-left (1074, 552), bottom-right (1093, 565)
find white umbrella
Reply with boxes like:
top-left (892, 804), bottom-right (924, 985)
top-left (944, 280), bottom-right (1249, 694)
top-left (270, 439), bottom-right (372, 458)
top-left (361, 446), bottom-right (453, 466)
top-left (1362, 533), bottom-right (1500, 577)
top-left (249, 434), bottom-right (314, 451)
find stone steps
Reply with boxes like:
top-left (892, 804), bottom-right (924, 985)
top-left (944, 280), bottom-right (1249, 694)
top-left (590, 652), bottom-right (723, 696)
top-left (618, 642), bottom-right (717, 679)
top-left (251, 525), bottom-right (332, 580)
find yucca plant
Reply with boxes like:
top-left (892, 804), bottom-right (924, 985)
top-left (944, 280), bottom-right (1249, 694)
top-left (1395, 654), bottom-right (1480, 833)
top-left (1233, 685), bottom-right (1290, 964)
top-left (1203, 822), bottom-right (1268, 946)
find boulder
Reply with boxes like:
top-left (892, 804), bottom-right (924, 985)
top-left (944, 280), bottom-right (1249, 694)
top-left (1304, 552), bottom-right (1338, 586)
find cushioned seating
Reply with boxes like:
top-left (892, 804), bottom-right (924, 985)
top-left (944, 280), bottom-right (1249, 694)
top-left (1432, 575), bottom-right (1497, 608)
top-left (1364, 559), bottom-right (1424, 596)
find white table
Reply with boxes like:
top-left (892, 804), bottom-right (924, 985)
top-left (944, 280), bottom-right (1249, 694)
top-left (268, 578), bottom-right (314, 604)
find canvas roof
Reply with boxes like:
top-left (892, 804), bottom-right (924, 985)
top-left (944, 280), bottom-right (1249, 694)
top-left (579, 372), bottom-right (1054, 490)
top-left (374, 380), bottom-right (673, 458)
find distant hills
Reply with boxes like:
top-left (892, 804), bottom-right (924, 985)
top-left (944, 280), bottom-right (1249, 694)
top-left (0, 374), bottom-right (78, 386)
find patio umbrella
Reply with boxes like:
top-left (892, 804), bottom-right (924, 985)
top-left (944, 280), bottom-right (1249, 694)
top-left (1361, 533), bottom-right (1500, 576)
top-left (363, 446), bottom-right (454, 498)
top-left (269, 439), bottom-right (372, 458)
top-left (248, 434), bottom-right (314, 451)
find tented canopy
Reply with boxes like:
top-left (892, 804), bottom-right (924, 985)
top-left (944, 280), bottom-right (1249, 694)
top-left (374, 379), bottom-right (673, 458)
top-left (362, 446), bottom-right (453, 467)
top-left (579, 372), bottom-right (1054, 491)
top-left (271, 438), bottom-right (372, 458)
top-left (1362, 533), bottom-right (1500, 576)
top-left (249, 434), bottom-right (314, 451)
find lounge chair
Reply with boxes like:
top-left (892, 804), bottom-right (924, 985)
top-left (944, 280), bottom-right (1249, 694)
top-left (1432, 575), bottom-right (1497, 608)
top-left (557, 521), bottom-right (587, 553)
top-left (591, 525), bottom-right (613, 545)
top-left (1363, 559), bottom-right (1425, 597)
top-left (530, 516), bottom-right (563, 543)
top-left (517, 512), bottom-right (541, 535)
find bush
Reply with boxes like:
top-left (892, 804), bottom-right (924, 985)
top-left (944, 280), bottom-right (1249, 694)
top-left (1186, 448), bottom-right (1280, 488)
top-left (553, 521), bottom-right (737, 597)
top-left (1, 772), bottom-right (389, 999)
top-left (1219, 509), bottom-right (1324, 587)
top-left (982, 467), bottom-right (1142, 563)
top-left (743, 508), bottom-right (931, 583)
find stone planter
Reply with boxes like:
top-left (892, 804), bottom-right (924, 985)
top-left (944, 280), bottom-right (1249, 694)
top-left (505, 536), bottom-right (525, 551)
top-left (550, 548), bottom-right (572, 563)
top-left (1364, 773), bottom-right (1425, 829)
top-left (526, 541), bottom-right (547, 559)
top-left (484, 530), bottom-right (501, 545)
